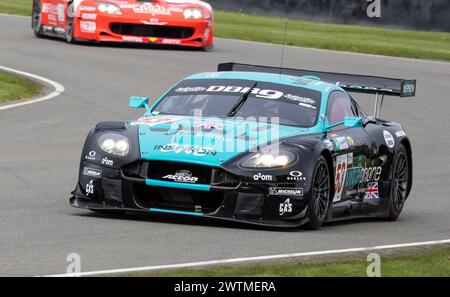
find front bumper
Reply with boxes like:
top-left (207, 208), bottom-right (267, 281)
top-left (71, 162), bottom-right (310, 227)
top-left (74, 13), bottom-right (213, 48)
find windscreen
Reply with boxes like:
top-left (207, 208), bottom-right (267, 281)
top-left (152, 79), bottom-right (322, 127)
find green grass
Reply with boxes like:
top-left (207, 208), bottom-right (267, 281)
top-left (0, 71), bottom-right (41, 104)
top-left (130, 246), bottom-right (450, 277)
top-left (1, 1), bottom-right (449, 61)
top-left (214, 10), bottom-right (450, 61)
top-left (0, 0), bottom-right (32, 16)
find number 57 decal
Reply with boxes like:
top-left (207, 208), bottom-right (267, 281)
top-left (333, 154), bottom-right (348, 202)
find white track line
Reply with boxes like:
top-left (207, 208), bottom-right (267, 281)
top-left (0, 13), bottom-right (28, 18)
top-left (45, 238), bottom-right (450, 277)
top-left (0, 66), bottom-right (65, 111)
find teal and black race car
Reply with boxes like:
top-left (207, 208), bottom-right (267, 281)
top-left (71, 63), bottom-right (416, 229)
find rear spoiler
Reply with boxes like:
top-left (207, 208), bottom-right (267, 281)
top-left (218, 62), bottom-right (416, 97)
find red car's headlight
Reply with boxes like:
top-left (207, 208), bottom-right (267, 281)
top-left (183, 8), bottom-right (203, 19)
top-left (96, 2), bottom-right (122, 15)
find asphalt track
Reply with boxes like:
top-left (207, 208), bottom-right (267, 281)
top-left (0, 14), bottom-right (449, 276)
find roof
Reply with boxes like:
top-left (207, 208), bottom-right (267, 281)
top-left (185, 71), bottom-right (344, 95)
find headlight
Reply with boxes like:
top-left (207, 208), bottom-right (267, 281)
top-left (98, 133), bottom-right (129, 156)
top-left (241, 151), bottom-right (296, 168)
top-left (183, 8), bottom-right (203, 19)
top-left (96, 2), bottom-right (121, 14)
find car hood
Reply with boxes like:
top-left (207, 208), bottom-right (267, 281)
top-left (134, 115), bottom-right (309, 166)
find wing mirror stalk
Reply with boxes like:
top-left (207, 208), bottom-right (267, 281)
top-left (326, 117), bottom-right (363, 131)
top-left (129, 96), bottom-right (150, 112)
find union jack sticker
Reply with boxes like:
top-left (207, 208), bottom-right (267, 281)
top-left (364, 182), bottom-right (379, 200)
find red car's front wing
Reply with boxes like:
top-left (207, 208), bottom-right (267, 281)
top-left (73, 14), bottom-right (214, 48)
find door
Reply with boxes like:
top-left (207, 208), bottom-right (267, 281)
top-left (325, 91), bottom-right (372, 217)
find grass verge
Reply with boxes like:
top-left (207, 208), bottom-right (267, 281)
top-left (128, 245), bottom-right (450, 277)
top-left (0, 0), bottom-right (31, 16)
top-left (0, 71), bottom-right (41, 104)
top-left (1, 1), bottom-right (449, 61)
top-left (214, 10), bottom-right (450, 61)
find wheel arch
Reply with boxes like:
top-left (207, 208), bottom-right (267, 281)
top-left (320, 149), bottom-right (335, 199)
top-left (399, 138), bottom-right (413, 198)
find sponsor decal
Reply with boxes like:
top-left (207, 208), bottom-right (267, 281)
top-left (126, 34), bottom-right (143, 42)
top-left (324, 139), bottom-right (335, 151)
top-left (57, 4), bottom-right (65, 22)
top-left (85, 151), bottom-right (96, 161)
top-left (287, 171), bottom-right (306, 181)
top-left (86, 180), bottom-right (94, 196)
top-left (81, 13), bottom-right (97, 20)
top-left (347, 152), bottom-right (353, 165)
top-left (395, 130), bottom-right (406, 138)
top-left (163, 170), bottom-right (198, 184)
top-left (333, 154), bottom-right (348, 202)
top-left (122, 36), bottom-right (144, 43)
top-left (333, 137), bottom-right (349, 151)
top-left (345, 188), bottom-right (366, 196)
top-left (383, 130), bottom-right (395, 148)
top-left (80, 6), bottom-right (96, 12)
top-left (102, 157), bottom-right (114, 166)
top-left (141, 18), bottom-right (167, 25)
top-left (345, 166), bottom-right (382, 187)
top-left (279, 198), bottom-right (293, 215)
top-left (162, 39), bottom-right (181, 45)
top-left (401, 80), bottom-right (416, 97)
top-left (193, 121), bottom-right (224, 130)
top-left (80, 21), bottom-right (96, 33)
top-left (269, 187), bottom-right (303, 196)
top-left (253, 173), bottom-right (273, 181)
top-left (42, 3), bottom-right (52, 13)
top-left (123, 3), bottom-right (172, 16)
top-left (43, 25), bottom-right (54, 32)
top-left (54, 27), bottom-right (65, 34)
top-left (82, 167), bottom-right (102, 178)
top-left (206, 86), bottom-right (284, 100)
top-left (335, 82), bottom-right (393, 93)
top-left (154, 144), bottom-right (217, 156)
top-left (175, 87), bottom-right (207, 93)
top-left (346, 136), bottom-right (355, 147)
top-left (364, 182), bottom-right (379, 200)
top-left (130, 116), bottom-right (182, 126)
top-left (284, 94), bottom-right (316, 109)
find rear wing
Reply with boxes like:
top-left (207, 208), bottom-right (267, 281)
top-left (218, 62), bottom-right (416, 97)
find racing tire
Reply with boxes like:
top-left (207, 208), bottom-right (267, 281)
top-left (32, 0), bottom-right (43, 38)
top-left (304, 156), bottom-right (331, 230)
top-left (386, 144), bottom-right (410, 221)
top-left (65, 3), bottom-right (76, 43)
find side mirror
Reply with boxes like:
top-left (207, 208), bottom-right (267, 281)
top-left (344, 117), bottom-right (363, 128)
top-left (326, 116), bottom-right (363, 130)
top-left (129, 96), bottom-right (149, 109)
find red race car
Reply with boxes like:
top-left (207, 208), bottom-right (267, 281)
top-left (32, 0), bottom-right (214, 49)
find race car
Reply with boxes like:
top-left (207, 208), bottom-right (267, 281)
top-left (70, 62), bottom-right (416, 229)
top-left (32, 0), bottom-right (214, 49)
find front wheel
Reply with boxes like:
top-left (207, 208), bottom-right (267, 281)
top-left (386, 144), bottom-right (410, 221)
top-left (32, 0), bottom-right (43, 37)
top-left (304, 156), bottom-right (331, 230)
